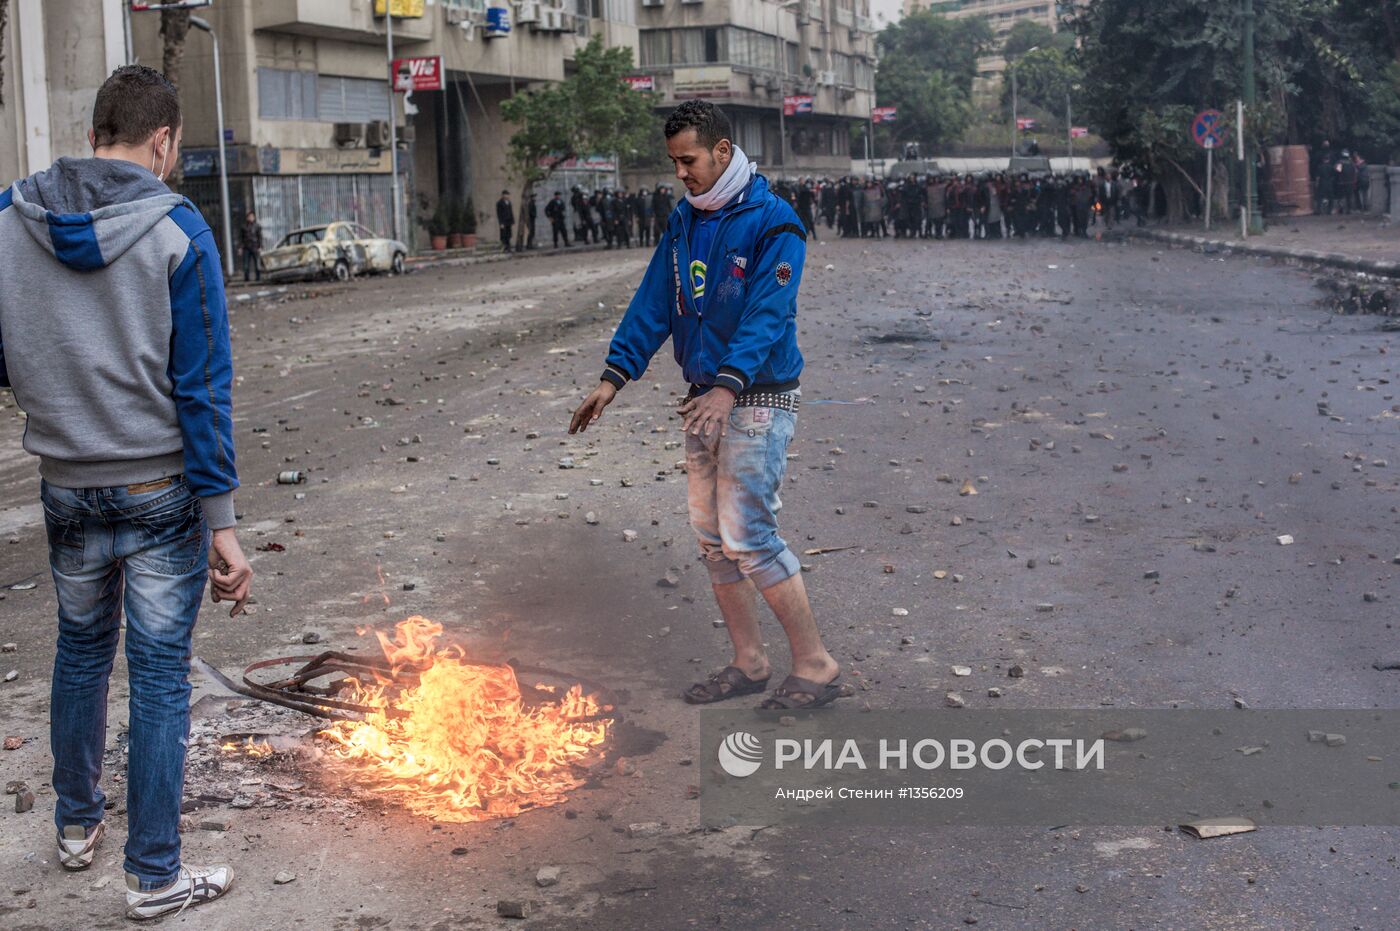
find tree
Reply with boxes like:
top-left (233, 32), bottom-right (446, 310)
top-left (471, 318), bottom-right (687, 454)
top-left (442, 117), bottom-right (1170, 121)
top-left (874, 12), bottom-right (995, 155)
top-left (160, 8), bottom-right (192, 186)
top-left (1001, 46), bottom-right (1083, 122)
top-left (1072, 0), bottom-right (1400, 220)
top-left (1003, 19), bottom-right (1055, 62)
top-left (499, 36), bottom-right (658, 249)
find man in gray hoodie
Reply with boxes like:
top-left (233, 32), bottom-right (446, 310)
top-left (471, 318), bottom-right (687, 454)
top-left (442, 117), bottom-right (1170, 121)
top-left (0, 65), bottom-right (251, 920)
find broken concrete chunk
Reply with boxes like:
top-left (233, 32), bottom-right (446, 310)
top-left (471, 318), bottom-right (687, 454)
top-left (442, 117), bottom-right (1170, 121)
top-left (1101, 728), bottom-right (1147, 743)
top-left (497, 900), bottom-right (529, 919)
top-left (535, 866), bottom-right (561, 888)
top-left (1179, 816), bottom-right (1257, 839)
top-left (626, 822), bottom-right (663, 838)
top-left (273, 871), bottom-right (296, 885)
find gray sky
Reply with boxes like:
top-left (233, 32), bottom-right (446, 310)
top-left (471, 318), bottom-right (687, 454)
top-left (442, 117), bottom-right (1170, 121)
top-left (870, 0), bottom-right (903, 30)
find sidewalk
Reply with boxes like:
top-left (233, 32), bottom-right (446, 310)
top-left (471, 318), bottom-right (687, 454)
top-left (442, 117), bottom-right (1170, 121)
top-left (225, 237), bottom-right (619, 294)
top-left (1124, 213), bottom-right (1400, 278)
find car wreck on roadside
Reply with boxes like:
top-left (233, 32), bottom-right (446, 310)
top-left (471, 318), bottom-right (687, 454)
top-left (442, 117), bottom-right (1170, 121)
top-left (259, 221), bottom-right (407, 282)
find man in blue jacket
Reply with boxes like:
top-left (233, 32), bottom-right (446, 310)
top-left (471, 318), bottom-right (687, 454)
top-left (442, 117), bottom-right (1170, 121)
top-left (0, 66), bottom-right (250, 920)
top-left (570, 101), bottom-right (841, 710)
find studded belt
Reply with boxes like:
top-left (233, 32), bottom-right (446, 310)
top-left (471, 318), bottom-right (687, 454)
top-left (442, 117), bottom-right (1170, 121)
top-left (686, 387), bottom-right (800, 414)
top-left (735, 389), bottom-right (800, 414)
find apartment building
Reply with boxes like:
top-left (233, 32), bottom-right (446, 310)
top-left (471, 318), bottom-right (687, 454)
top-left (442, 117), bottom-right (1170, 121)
top-left (635, 0), bottom-right (878, 178)
top-left (127, 0), bottom-right (642, 249)
top-left (0, 0), bottom-right (129, 183)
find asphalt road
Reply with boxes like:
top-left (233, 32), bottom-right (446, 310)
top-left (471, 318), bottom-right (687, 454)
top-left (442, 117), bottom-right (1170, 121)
top-left (0, 231), bottom-right (1396, 930)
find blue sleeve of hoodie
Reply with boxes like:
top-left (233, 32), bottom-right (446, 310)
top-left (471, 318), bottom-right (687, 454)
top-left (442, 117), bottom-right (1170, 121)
top-left (600, 235), bottom-right (673, 389)
top-left (0, 186), bottom-right (10, 388)
top-left (714, 203), bottom-right (806, 395)
top-left (167, 204), bottom-right (238, 529)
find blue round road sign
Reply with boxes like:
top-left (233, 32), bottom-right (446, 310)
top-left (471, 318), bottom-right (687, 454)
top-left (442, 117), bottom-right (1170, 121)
top-left (1192, 110), bottom-right (1229, 149)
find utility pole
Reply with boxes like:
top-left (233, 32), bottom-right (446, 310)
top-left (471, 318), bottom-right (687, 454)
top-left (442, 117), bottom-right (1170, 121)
top-left (1066, 91), bottom-right (1072, 171)
top-left (1011, 66), bottom-right (1018, 158)
top-left (385, 3), bottom-right (403, 243)
top-left (188, 15), bottom-right (233, 279)
top-left (1242, 0), bottom-right (1263, 233)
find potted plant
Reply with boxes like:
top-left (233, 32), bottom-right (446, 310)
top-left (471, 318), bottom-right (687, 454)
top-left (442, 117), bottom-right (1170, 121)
top-left (461, 196), bottom-right (478, 249)
top-left (428, 201), bottom-right (449, 251)
top-left (446, 200), bottom-right (466, 249)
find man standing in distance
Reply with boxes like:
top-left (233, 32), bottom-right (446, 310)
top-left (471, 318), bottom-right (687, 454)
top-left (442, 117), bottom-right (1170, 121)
top-left (569, 101), bottom-right (841, 710)
top-left (0, 65), bottom-right (249, 920)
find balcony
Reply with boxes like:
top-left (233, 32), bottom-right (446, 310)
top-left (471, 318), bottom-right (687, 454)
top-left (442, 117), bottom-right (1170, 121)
top-left (254, 0), bottom-right (433, 45)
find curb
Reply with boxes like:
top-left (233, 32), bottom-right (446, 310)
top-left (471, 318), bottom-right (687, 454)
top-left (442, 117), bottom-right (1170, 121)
top-left (1123, 227), bottom-right (1400, 279)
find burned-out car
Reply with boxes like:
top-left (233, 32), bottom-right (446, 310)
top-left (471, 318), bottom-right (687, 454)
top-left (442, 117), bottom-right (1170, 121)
top-left (259, 221), bottom-right (407, 282)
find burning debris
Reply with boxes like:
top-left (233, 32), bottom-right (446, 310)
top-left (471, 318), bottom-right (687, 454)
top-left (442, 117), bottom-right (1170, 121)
top-left (196, 616), bottom-right (613, 823)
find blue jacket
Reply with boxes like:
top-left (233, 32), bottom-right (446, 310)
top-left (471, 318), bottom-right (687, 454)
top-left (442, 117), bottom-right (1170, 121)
top-left (601, 173), bottom-right (805, 397)
top-left (0, 157), bottom-right (238, 528)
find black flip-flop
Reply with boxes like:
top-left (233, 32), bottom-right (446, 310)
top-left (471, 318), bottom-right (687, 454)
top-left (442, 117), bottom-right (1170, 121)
top-left (758, 674), bottom-right (844, 710)
top-left (683, 666), bottom-right (771, 705)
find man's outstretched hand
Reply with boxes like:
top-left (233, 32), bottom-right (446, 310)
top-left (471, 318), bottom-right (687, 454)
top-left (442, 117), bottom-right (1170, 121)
top-left (569, 381), bottom-right (618, 434)
top-left (209, 528), bottom-right (253, 617)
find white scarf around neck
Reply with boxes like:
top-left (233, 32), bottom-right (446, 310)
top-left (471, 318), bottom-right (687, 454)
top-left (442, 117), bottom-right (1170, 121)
top-left (685, 145), bottom-right (756, 212)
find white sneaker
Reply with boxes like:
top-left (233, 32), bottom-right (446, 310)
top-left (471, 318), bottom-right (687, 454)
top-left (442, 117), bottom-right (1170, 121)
top-left (57, 822), bottom-right (104, 871)
top-left (124, 864), bottom-right (234, 921)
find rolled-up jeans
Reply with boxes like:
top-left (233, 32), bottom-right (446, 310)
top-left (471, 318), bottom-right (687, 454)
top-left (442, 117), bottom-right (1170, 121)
top-left (42, 476), bottom-right (209, 890)
top-left (686, 396), bottom-right (801, 591)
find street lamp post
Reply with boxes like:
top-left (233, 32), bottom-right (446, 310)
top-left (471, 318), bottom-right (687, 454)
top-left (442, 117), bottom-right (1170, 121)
top-left (1241, 0), bottom-right (1263, 233)
top-left (188, 15), bottom-right (234, 279)
top-left (1010, 46), bottom-right (1038, 159)
top-left (385, 5), bottom-right (403, 243)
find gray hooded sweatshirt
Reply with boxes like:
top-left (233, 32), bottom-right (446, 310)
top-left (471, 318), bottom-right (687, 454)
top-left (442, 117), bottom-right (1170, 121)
top-left (0, 157), bottom-right (238, 528)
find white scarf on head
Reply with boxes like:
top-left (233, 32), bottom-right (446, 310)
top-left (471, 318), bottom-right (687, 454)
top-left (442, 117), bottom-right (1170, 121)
top-left (685, 145), bottom-right (756, 212)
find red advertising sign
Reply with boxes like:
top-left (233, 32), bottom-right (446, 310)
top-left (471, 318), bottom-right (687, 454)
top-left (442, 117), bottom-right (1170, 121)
top-left (391, 55), bottom-right (444, 92)
top-left (1070, 126), bottom-right (1090, 139)
top-left (623, 75), bottom-right (655, 92)
top-left (1016, 117), bottom-right (1038, 131)
top-left (871, 106), bottom-right (897, 124)
top-left (783, 95), bottom-right (814, 116)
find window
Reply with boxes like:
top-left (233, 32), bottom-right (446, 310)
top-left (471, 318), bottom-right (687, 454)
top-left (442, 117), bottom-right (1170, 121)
top-left (673, 27), bottom-right (724, 63)
top-left (258, 68), bottom-right (317, 121)
top-left (640, 30), bottom-right (672, 66)
top-left (317, 76), bottom-right (391, 123)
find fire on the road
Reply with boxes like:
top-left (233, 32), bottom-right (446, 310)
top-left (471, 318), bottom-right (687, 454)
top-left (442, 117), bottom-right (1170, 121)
top-left (320, 616), bottom-right (609, 822)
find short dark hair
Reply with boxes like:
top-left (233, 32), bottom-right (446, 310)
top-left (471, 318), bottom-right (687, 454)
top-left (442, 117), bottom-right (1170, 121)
top-left (91, 65), bottom-right (182, 148)
top-left (664, 100), bottom-right (732, 150)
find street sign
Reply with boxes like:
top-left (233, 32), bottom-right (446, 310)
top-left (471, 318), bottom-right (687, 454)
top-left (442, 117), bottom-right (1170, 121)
top-left (783, 95), bottom-right (814, 116)
top-left (871, 106), bottom-right (897, 124)
top-left (392, 56), bottom-right (443, 92)
top-left (1192, 109), bottom-right (1229, 149)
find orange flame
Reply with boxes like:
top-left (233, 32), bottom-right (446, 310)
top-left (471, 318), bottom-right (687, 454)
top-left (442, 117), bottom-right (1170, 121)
top-left (321, 617), bottom-right (609, 822)
top-left (221, 737), bottom-right (275, 758)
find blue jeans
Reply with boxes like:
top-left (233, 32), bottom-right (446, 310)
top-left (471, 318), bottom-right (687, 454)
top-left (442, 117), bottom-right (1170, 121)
top-left (42, 476), bottom-right (208, 890)
top-left (686, 400), bottom-right (801, 591)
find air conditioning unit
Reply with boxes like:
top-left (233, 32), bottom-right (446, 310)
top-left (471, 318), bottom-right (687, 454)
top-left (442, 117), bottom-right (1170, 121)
top-left (333, 122), bottom-right (364, 147)
top-left (537, 5), bottom-right (576, 30)
top-left (854, 14), bottom-right (872, 31)
top-left (641, 0), bottom-right (664, 7)
top-left (517, 0), bottom-right (541, 23)
top-left (680, 0), bottom-right (703, 6)
top-left (365, 120), bottom-right (391, 148)
top-left (446, 6), bottom-right (466, 23)
top-left (817, 70), bottom-right (836, 87)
